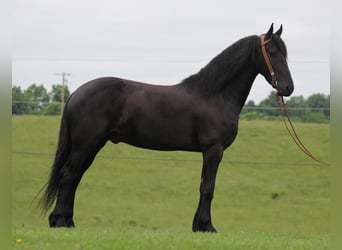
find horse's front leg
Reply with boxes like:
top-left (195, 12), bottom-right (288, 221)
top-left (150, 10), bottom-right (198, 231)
top-left (192, 143), bottom-right (223, 232)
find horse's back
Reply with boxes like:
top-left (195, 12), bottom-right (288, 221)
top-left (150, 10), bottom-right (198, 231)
top-left (69, 77), bottom-right (124, 103)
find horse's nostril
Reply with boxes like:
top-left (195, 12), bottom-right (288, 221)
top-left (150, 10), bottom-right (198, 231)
top-left (284, 84), bottom-right (294, 96)
top-left (286, 85), bottom-right (293, 93)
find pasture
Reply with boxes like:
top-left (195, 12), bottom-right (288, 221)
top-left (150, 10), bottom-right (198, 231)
top-left (12, 116), bottom-right (330, 249)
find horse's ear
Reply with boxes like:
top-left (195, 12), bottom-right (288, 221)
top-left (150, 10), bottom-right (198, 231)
top-left (265, 23), bottom-right (274, 40)
top-left (275, 24), bottom-right (283, 37)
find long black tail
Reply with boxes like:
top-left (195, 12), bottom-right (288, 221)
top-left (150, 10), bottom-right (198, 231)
top-left (38, 104), bottom-right (71, 215)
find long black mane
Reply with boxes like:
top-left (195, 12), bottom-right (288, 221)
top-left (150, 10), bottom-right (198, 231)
top-left (181, 35), bottom-right (259, 94)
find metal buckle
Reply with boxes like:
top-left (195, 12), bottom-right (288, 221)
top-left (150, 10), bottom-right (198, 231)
top-left (271, 72), bottom-right (278, 88)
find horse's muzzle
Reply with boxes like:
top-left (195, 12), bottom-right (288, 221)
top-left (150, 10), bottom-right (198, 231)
top-left (277, 82), bottom-right (294, 97)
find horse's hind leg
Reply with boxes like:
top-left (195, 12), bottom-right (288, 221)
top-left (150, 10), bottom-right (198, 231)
top-left (49, 138), bottom-right (106, 227)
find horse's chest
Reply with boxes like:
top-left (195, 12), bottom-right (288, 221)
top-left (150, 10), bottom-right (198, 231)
top-left (196, 111), bottom-right (239, 149)
top-left (220, 120), bottom-right (239, 149)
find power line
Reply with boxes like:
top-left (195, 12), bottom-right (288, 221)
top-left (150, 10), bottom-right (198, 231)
top-left (13, 57), bottom-right (329, 65)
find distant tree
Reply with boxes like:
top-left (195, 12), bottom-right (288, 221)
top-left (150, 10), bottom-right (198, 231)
top-left (286, 95), bottom-right (306, 118)
top-left (23, 84), bottom-right (50, 113)
top-left (258, 91), bottom-right (278, 116)
top-left (306, 94), bottom-right (330, 118)
top-left (245, 100), bottom-right (256, 108)
top-left (241, 100), bottom-right (257, 115)
top-left (12, 85), bottom-right (29, 114)
top-left (44, 103), bottom-right (61, 115)
top-left (50, 84), bottom-right (70, 102)
top-left (24, 84), bottom-right (50, 103)
top-left (240, 91), bottom-right (330, 123)
top-left (306, 93), bottom-right (329, 107)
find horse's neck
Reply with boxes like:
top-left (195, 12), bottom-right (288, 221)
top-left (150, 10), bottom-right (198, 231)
top-left (220, 67), bottom-right (258, 111)
top-left (181, 36), bottom-right (258, 111)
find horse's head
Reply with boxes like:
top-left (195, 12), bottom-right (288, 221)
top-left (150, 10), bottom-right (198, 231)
top-left (256, 24), bottom-right (294, 97)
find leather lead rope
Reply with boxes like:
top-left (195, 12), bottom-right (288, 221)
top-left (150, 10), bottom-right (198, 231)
top-left (275, 93), bottom-right (329, 166)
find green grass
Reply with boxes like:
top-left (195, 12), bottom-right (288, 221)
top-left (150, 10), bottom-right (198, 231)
top-left (13, 228), bottom-right (329, 250)
top-left (12, 116), bottom-right (330, 249)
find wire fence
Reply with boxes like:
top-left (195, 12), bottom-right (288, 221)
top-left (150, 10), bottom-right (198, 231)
top-left (12, 150), bottom-right (326, 167)
top-left (12, 100), bottom-right (331, 112)
top-left (242, 106), bottom-right (330, 111)
top-left (12, 100), bottom-right (330, 109)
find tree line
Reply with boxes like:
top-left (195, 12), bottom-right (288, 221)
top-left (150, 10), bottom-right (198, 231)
top-left (241, 91), bottom-right (330, 123)
top-left (12, 84), bottom-right (70, 115)
top-left (12, 84), bottom-right (330, 123)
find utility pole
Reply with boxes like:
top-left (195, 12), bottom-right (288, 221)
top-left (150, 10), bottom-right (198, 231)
top-left (56, 72), bottom-right (71, 116)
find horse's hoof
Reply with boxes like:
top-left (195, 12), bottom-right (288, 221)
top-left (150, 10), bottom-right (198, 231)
top-left (192, 223), bottom-right (217, 233)
top-left (204, 225), bottom-right (217, 233)
top-left (49, 213), bottom-right (75, 228)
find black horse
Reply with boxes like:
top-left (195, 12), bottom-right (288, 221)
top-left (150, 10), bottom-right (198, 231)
top-left (39, 24), bottom-right (294, 232)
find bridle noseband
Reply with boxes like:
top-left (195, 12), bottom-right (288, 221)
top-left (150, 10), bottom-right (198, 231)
top-left (260, 34), bottom-right (278, 88)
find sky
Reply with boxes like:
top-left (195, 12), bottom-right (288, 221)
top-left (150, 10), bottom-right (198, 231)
top-left (12, 0), bottom-right (330, 104)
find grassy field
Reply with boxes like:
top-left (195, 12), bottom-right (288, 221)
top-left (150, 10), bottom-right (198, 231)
top-left (12, 116), bottom-right (330, 249)
top-left (13, 229), bottom-right (329, 250)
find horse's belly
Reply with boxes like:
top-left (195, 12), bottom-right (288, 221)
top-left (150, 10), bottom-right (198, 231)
top-left (116, 135), bottom-right (201, 152)
top-left (110, 120), bottom-right (200, 151)
top-left (124, 138), bottom-right (200, 152)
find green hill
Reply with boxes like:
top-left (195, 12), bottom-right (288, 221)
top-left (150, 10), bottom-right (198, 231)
top-left (12, 116), bottom-right (330, 249)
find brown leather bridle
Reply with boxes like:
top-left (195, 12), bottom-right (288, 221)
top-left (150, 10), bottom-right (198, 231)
top-left (260, 34), bottom-right (278, 88)
top-left (259, 34), bottom-right (328, 166)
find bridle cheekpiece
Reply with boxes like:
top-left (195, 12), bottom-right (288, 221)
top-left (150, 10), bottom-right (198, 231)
top-left (260, 34), bottom-right (278, 88)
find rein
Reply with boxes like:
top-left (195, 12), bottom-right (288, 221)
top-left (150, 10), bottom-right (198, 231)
top-left (260, 34), bottom-right (329, 166)
top-left (275, 93), bottom-right (329, 166)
